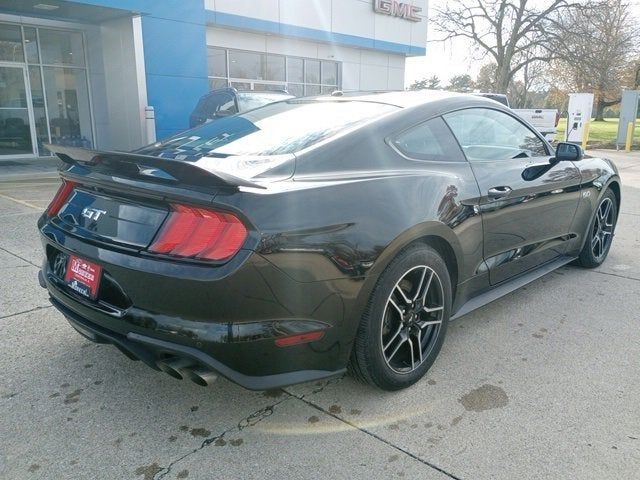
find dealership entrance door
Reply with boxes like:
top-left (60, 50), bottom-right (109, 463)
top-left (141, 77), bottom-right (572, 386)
top-left (0, 63), bottom-right (37, 158)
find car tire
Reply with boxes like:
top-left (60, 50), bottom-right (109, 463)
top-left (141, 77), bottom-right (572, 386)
top-left (349, 244), bottom-right (451, 391)
top-left (576, 189), bottom-right (618, 268)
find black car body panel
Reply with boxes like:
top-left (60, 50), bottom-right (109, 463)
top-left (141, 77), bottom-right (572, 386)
top-left (39, 91), bottom-right (621, 390)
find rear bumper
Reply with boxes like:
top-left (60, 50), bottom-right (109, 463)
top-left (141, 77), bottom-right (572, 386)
top-left (38, 220), bottom-right (355, 390)
top-left (47, 286), bottom-right (344, 390)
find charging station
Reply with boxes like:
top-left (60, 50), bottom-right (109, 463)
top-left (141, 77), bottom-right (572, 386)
top-left (566, 93), bottom-right (594, 144)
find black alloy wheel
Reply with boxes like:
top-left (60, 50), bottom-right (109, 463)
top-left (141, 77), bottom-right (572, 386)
top-left (349, 244), bottom-right (451, 391)
top-left (381, 265), bottom-right (445, 374)
top-left (577, 189), bottom-right (618, 268)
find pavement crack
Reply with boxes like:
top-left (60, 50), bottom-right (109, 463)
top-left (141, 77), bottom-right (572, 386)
top-left (0, 305), bottom-right (52, 320)
top-left (153, 399), bottom-right (288, 479)
top-left (284, 388), bottom-right (464, 480)
top-left (587, 269), bottom-right (640, 283)
top-left (154, 377), bottom-right (344, 479)
top-left (0, 246), bottom-right (40, 268)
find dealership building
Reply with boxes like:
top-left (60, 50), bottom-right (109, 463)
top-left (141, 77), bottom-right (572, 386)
top-left (0, 0), bottom-right (427, 161)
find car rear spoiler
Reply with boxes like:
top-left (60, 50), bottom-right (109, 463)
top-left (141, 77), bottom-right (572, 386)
top-left (44, 144), bottom-right (266, 190)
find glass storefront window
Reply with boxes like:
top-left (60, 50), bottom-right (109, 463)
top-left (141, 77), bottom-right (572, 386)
top-left (322, 61), bottom-right (338, 86)
top-left (229, 51), bottom-right (264, 80)
top-left (0, 23), bottom-right (93, 157)
top-left (0, 24), bottom-right (24, 62)
top-left (287, 84), bottom-right (304, 97)
top-left (305, 59), bottom-right (320, 84)
top-left (24, 28), bottom-right (39, 64)
top-left (208, 78), bottom-right (228, 90)
top-left (305, 84), bottom-right (321, 96)
top-left (0, 66), bottom-right (32, 155)
top-left (39, 29), bottom-right (85, 67)
top-left (231, 81), bottom-right (252, 90)
top-left (207, 47), bottom-right (226, 77)
top-left (253, 83), bottom-right (286, 92)
top-left (208, 49), bottom-right (341, 98)
top-left (43, 67), bottom-right (92, 148)
top-left (287, 58), bottom-right (303, 83)
top-left (265, 55), bottom-right (285, 82)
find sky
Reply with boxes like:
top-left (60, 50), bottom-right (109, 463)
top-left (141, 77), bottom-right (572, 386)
top-left (404, 0), bottom-right (640, 88)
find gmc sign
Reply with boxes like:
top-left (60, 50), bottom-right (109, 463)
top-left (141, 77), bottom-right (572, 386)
top-left (373, 0), bottom-right (422, 22)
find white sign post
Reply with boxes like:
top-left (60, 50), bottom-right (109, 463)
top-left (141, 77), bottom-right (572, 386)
top-left (566, 93), bottom-right (594, 147)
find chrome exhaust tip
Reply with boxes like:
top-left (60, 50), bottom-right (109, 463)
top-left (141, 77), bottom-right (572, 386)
top-left (183, 368), bottom-right (218, 387)
top-left (156, 357), bottom-right (194, 380)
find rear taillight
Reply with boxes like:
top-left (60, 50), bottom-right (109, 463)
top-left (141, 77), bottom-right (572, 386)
top-left (555, 111), bottom-right (560, 127)
top-left (149, 204), bottom-right (248, 261)
top-left (47, 180), bottom-right (79, 216)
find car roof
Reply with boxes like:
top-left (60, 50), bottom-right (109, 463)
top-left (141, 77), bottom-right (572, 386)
top-left (308, 90), bottom-right (492, 109)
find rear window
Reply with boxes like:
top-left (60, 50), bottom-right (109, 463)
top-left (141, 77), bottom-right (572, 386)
top-left (138, 100), bottom-right (399, 159)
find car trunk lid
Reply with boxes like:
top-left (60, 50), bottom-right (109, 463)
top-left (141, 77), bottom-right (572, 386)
top-left (45, 144), bottom-right (286, 253)
top-left (55, 188), bottom-right (169, 249)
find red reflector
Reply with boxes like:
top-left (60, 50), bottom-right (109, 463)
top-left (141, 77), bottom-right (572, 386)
top-left (275, 330), bottom-right (326, 347)
top-left (149, 204), bottom-right (247, 261)
top-left (47, 180), bottom-right (79, 216)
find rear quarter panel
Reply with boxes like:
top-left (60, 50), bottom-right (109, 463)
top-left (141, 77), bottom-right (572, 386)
top-left (214, 127), bottom-right (485, 333)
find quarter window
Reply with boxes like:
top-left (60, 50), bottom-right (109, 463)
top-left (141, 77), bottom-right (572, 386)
top-left (443, 108), bottom-right (548, 161)
top-left (392, 117), bottom-right (465, 162)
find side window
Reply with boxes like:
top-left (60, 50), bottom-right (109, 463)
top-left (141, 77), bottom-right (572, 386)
top-left (443, 108), bottom-right (548, 161)
top-left (391, 116), bottom-right (465, 162)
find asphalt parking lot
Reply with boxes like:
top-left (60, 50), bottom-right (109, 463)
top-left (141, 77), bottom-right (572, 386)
top-left (1, 150), bottom-right (639, 480)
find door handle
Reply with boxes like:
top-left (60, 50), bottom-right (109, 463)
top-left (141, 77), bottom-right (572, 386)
top-left (487, 186), bottom-right (512, 199)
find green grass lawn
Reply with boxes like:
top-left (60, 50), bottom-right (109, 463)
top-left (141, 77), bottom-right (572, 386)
top-left (555, 118), bottom-right (640, 148)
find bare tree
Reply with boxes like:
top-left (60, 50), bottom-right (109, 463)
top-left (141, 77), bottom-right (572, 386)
top-left (431, 0), bottom-right (574, 93)
top-left (514, 57), bottom-right (548, 107)
top-left (551, 0), bottom-right (639, 120)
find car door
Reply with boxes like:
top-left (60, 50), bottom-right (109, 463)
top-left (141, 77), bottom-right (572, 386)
top-left (443, 107), bottom-right (582, 285)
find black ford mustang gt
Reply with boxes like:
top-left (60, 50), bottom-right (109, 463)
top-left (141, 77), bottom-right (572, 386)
top-left (39, 91), bottom-right (620, 391)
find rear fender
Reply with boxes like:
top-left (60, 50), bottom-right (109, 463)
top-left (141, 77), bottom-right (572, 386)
top-left (353, 221), bottom-right (463, 322)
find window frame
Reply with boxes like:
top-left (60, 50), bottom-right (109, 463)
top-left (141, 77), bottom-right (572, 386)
top-left (442, 106), bottom-right (551, 162)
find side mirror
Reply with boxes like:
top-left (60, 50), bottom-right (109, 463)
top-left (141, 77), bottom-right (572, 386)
top-left (555, 142), bottom-right (583, 162)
